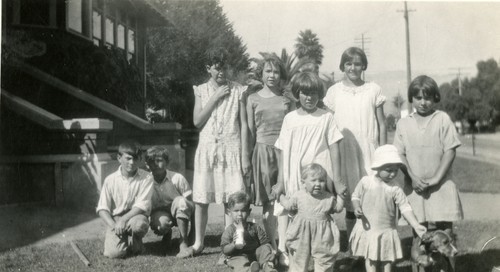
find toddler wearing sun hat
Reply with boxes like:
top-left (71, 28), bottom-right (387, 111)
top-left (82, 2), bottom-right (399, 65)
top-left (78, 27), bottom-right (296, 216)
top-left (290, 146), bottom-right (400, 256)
top-left (348, 145), bottom-right (426, 271)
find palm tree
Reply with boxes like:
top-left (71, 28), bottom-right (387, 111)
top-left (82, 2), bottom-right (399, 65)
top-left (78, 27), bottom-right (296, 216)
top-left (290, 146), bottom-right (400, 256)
top-left (294, 29), bottom-right (324, 65)
top-left (279, 48), bottom-right (296, 82)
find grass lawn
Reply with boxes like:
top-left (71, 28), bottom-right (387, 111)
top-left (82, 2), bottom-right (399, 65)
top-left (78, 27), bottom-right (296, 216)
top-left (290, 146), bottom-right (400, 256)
top-left (453, 157), bottom-right (500, 193)
top-left (390, 156), bottom-right (500, 194)
top-left (1, 219), bottom-right (499, 272)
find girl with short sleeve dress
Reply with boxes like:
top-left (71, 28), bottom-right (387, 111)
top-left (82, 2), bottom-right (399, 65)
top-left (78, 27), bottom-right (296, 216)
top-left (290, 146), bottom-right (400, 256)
top-left (323, 47), bottom-right (387, 239)
top-left (393, 75), bottom-right (463, 269)
top-left (246, 57), bottom-right (294, 251)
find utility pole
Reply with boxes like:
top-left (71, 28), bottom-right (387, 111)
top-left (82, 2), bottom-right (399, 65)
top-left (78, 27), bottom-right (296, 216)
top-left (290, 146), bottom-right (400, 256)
top-left (354, 33), bottom-right (371, 81)
top-left (398, 2), bottom-right (415, 113)
top-left (449, 67), bottom-right (469, 96)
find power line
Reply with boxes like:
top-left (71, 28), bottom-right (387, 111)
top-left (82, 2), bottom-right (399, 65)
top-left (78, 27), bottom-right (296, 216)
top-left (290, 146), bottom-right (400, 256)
top-left (449, 67), bottom-right (473, 96)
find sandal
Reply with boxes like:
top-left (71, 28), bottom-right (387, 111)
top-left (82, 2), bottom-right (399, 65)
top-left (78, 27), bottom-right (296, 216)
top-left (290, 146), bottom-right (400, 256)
top-left (176, 246), bottom-right (204, 259)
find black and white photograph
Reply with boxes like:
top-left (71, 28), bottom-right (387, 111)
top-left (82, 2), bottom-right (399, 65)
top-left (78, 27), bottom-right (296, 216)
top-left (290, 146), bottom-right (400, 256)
top-left (1, 0), bottom-right (499, 271)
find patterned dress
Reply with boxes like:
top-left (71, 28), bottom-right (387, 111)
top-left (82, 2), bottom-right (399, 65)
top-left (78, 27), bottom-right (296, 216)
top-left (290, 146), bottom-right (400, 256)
top-left (323, 81), bottom-right (386, 211)
top-left (192, 81), bottom-right (247, 204)
top-left (350, 175), bottom-right (412, 261)
top-left (393, 110), bottom-right (463, 222)
top-left (283, 190), bottom-right (340, 272)
top-left (247, 92), bottom-right (293, 205)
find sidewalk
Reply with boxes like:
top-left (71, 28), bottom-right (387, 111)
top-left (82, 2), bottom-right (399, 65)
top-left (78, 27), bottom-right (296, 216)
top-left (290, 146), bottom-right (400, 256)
top-left (1, 191), bottom-right (499, 251)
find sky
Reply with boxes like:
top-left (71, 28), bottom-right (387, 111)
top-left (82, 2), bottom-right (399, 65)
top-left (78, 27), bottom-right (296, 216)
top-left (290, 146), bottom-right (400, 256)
top-left (219, 0), bottom-right (500, 114)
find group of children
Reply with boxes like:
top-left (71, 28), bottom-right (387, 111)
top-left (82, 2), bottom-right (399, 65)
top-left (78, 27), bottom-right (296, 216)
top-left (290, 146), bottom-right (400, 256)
top-left (96, 46), bottom-right (463, 272)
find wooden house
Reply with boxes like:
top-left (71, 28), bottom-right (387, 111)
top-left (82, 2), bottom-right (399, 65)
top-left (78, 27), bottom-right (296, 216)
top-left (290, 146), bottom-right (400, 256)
top-left (1, 0), bottom-right (185, 209)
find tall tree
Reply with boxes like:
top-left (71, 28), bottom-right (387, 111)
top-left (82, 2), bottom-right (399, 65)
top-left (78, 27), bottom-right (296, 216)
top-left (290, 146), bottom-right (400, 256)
top-left (294, 29), bottom-right (324, 65)
top-left (146, 0), bottom-right (249, 126)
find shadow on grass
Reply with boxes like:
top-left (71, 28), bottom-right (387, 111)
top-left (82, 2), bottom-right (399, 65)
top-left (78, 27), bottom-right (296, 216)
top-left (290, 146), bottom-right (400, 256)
top-left (144, 234), bottom-right (222, 257)
top-left (0, 205), bottom-right (98, 253)
top-left (456, 249), bottom-right (500, 272)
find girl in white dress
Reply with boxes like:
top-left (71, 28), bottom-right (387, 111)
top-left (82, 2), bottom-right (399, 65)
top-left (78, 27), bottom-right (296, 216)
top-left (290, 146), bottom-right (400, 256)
top-left (179, 48), bottom-right (251, 258)
top-left (323, 47), bottom-right (387, 239)
top-left (273, 72), bottom-right (347, 266)
top-left (350, 145), bottom-right (426, 272)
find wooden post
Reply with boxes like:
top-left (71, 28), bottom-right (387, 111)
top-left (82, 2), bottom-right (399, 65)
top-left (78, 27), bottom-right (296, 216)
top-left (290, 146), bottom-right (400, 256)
top-left (70, 241), bottom-right (91, 266)
top-left (472, 130), bottom-right (476, 156)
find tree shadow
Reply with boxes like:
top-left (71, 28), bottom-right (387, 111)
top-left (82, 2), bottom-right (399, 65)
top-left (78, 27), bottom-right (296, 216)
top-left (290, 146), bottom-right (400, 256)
top-left (143, 234), bottom-right (222, 257)
top-left (0, 204), bottom-right (99, 253)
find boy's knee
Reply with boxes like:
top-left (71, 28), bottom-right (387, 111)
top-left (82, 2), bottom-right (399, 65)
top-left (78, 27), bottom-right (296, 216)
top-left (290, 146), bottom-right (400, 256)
top-left (173, 197), bottom-right (194, 219)
top-left (130, 216), bottom-right (149, 237)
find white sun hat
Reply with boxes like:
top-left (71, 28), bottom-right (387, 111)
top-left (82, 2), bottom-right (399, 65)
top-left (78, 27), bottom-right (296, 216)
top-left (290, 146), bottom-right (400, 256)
top-left (371, 144), bottom-right (404, 170)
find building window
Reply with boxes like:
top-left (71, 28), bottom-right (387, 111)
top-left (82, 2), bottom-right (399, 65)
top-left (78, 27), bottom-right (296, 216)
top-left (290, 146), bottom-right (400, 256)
top-left (117, 24), bottom-right (125, 49)
top-left (105, 17), bottom-right (114, 46)
top-left (128, 29), bottom-right (135, 61)
top-left (92, 10), bottom-right (102, 46)
top-left (19, 0), bottom-right (50, 26)
top-left (67, 0), bottom-right (83, 33)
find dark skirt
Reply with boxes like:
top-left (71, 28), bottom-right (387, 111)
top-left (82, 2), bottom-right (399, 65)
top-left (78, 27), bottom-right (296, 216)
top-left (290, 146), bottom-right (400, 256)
top-left (252, 143), bottom-right (281, 205)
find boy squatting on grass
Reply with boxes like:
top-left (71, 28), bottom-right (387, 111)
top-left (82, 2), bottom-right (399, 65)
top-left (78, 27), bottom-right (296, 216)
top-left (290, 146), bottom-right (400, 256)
top-left (96, 140), bottom-right (154, 259)
top-left (145, 146), bottom-right (195, 257)
top-left (220, 191), bottom-right (277, 272)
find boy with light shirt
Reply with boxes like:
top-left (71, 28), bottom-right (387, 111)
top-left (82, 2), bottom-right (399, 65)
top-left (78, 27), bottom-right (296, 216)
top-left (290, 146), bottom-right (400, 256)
top-left (96, 140), bottom-right (153, 258)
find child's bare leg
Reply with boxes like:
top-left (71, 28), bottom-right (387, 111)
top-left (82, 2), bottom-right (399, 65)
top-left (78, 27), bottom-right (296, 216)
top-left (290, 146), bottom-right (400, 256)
top-left (277, 215), bottom-right (288, 252)
top-left (345, 211), bottom-right (356, 248)
top-left (177, 218), bottom-right (189, 250)
top-left (381, 261), bottom-right (392, 272)
top-left (193, 203), bottom-right (208, 252)
top-left (263, 201), bottom-right (277, 250)
top-left (365, 259), bottom-right (377, 272)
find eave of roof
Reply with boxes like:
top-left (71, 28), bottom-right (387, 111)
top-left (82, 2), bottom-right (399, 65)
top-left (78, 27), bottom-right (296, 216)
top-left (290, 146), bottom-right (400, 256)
top-left (127, 0), bottom-right (173, 27)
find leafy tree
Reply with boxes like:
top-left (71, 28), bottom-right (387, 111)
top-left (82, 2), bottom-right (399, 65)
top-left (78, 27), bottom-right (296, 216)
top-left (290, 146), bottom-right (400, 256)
top-left (391, 94), bottom-right (405, 118)
top-left (386, 113), bottom-right (396, 131)
top-left (438, 58), bottom-right (500, 132)
top-left (294, 29), bottom-right (324, 65)
top-left (146, 0), bottom-right (249, 126)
